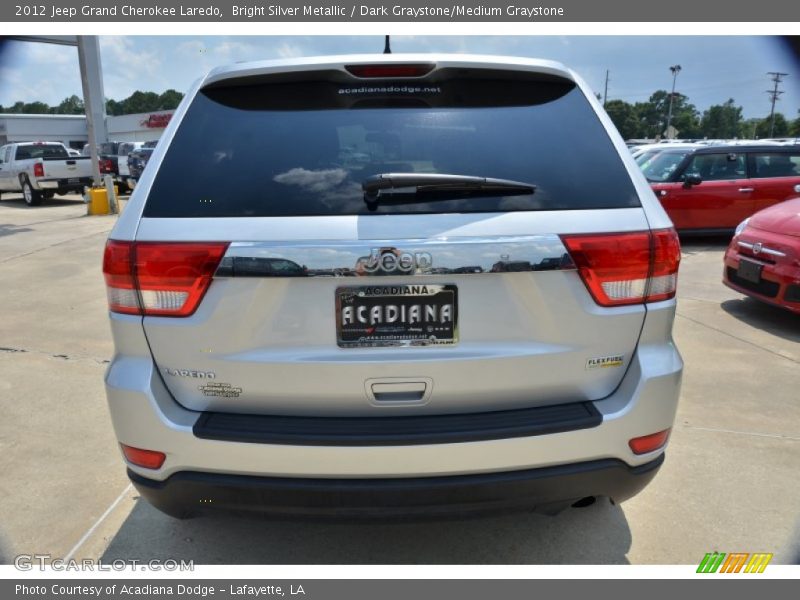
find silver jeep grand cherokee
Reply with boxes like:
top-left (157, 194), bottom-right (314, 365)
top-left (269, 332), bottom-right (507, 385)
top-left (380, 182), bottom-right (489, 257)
top-left (103, 54), bottom-right (682, 518)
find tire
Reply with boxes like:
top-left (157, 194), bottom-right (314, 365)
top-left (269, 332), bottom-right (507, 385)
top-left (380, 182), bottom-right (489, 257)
top-left (21, 177), bottom-right (42, 206)
top-left (43, 190), bottom-right (55, 200)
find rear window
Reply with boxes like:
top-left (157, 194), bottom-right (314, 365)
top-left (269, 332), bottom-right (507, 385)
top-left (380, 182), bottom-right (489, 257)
top-left (15, 144), bottom-right (69, 160)
top-left (143, 72), bottom-right (640, 218)
top-left (751, 152), bottom-right (800, 178)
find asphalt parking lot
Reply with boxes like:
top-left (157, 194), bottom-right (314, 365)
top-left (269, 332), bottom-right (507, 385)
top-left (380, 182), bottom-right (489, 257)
top-left (0, 192), bottom-right (798, 565)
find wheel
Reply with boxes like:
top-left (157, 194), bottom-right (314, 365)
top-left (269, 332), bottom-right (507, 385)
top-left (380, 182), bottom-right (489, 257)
top-left (20, 177), bottom-right (42, 206)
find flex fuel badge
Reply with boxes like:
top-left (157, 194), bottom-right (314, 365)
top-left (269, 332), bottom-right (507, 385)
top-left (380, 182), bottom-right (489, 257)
top-left (198, 382), bottom-right (243, 398)
top-left (586, 355), bottom-right (625, 370)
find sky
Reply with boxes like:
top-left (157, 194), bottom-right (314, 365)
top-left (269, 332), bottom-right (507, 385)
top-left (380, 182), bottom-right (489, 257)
top-left (0, 35), bottom-right (799, 121)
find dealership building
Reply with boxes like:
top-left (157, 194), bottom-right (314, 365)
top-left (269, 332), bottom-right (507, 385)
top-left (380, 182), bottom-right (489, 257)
top-left (0, 110), bottom-right (175, 149)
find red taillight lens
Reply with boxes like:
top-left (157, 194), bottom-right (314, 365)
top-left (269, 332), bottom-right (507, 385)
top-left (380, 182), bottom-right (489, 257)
top-left (629, 429), bottom-right (671, 455)
top-left (561, 228), bottom-right (680, 307)
top-left (135, 242), bottom-right (229, 316)
top-left (103, 240), bottom-right (139, 314)
top-left (102, 241), bottom-right (229, 317)
top-left (120, 444), bottom-right (166, 469)
top-left (647, 229), bottom-right (682, 302)
top-left (33, 163), bottom-right (44, 177)
top-left (345, 64), bottom-right (435, 78)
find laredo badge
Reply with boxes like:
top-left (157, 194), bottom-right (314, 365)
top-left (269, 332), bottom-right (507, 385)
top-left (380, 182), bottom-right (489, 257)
top-left (586, 355), bottom-right (625, 370)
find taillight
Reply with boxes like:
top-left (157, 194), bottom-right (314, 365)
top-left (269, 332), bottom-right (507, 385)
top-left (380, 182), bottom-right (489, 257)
top-left (561, 228), bottom-right (680, 307)
top-left (103, 240), bottom-right (139, 314)
top-left (33, 163), bottom-right (44, 177)
top-left (345, 64), bottom-right (435, 78)
top-left (647, 229), bottom-right (682, 302)
top-left (629, 429), bottom-right (671, 455)
top-left (120, 444), bottom-right (166, 469)
top-left (102, 241), bottom-right (229, 317)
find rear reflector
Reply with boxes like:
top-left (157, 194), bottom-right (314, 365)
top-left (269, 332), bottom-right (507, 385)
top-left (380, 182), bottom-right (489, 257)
top-left (345, 64), bottom-right (435, 78)
top-left (120, 444), bottom-right (166, 469)
top-left (629, 429), bottom-right (671, 455)
top-left (103, 241), bottom-right (229, 317)
top-left (561, 228), bottom-right (680, 307)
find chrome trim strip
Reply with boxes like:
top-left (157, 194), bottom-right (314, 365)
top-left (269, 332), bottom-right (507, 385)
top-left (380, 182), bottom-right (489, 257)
top-left (215, 236), bottom-right (575, 278)
top-left (737, 240), bottom-right (787, 258)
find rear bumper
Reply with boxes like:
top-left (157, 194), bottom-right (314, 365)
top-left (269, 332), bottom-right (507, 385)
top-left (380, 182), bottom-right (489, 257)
top-left (104, 301), bottom-right (682, 517)
top-left (38, 177), bottom-right (93, 190)
top-left (128, 454), bottom-right (664, 519)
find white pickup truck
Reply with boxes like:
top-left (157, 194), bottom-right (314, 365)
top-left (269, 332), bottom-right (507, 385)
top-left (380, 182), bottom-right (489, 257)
top-left (0, 142), bottom-right (94, 206)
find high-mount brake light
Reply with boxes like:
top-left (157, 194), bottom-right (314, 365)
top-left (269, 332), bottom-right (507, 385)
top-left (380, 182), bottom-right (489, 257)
top-left (102, 241), bottom-right (229, 317)
top-left (561, 228), bottom-right (680, 307)
top-left (345, 64), bottom-right (435, 78)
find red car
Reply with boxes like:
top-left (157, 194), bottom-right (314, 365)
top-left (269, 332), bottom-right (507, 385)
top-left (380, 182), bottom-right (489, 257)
top-left (642, 145), bottom-right (800, 233)
top-left (723, 197), bottom-right (800, 313)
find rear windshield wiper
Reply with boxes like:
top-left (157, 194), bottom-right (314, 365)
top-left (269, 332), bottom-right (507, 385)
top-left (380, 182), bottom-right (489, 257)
top-left (362, 173), bottom-right (536, 208)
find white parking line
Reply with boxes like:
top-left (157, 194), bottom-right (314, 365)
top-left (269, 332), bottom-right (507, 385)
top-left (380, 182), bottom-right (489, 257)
top-left (63, 483), bottom-right (133, 561)
top-left (685, 425), bottom-right (800, 441)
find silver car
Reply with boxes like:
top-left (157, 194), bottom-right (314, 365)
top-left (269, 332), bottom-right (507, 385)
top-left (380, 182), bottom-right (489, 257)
top-left (103, 54), bottom-right (683, 519)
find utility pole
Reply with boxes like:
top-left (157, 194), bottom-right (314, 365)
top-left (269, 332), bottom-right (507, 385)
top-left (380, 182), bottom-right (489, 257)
top-left (603, 70), bottom-right (610, 108)
top-left (666, 65), bottom-right (681, 139)
top-left (766, 72), bottom-right (788, 137)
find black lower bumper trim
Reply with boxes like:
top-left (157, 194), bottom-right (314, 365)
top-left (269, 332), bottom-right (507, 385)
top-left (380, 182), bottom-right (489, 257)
top-left (193, 401), bottom-right (602, 446)
top-left (128, 454), bottom-right (664, 519)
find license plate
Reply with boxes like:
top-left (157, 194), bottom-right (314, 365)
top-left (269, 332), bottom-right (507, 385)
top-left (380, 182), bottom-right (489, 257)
top-left (738, 258), bottom-right (762, 284)
top-left (336, 284), bottom-right (458, 348)
top-left (67, 177), bottom-right (80, 183)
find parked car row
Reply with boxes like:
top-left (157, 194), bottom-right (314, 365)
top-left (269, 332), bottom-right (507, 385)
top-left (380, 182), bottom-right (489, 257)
top-left (82, 139), bottom-right (158, 191)
top-left (630, 140), bottom-right (799, 315)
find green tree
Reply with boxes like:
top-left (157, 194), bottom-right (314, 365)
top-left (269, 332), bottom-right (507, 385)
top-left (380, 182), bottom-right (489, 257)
top-left (120, 91), bottom-right (161, 114)
top-left (632, 90), bottom-right (700, 139)
top-left (52, 95), bottom-right (84, 115)
top-left (22, 101), bottom-right (50, 114)
top-left (604, 99), bottom-right (641, 140)
top-left (738, 118), bottom-right (761, 139)
top-left (105, 98), bottom-right (123, 116)
top-left (790, 111), bottom-right (800, 137)
top-left (755, 113), bottom-right (789, 138)
top-left (157, 89), bottom-right (184, 110)
top-left (700, 99), bottom-right (742, 139)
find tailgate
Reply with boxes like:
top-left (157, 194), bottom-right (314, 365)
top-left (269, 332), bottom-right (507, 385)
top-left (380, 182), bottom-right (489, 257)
top-left (125, 57), bottom-right (653, 417)
top-left (42, 157), bottom-right (92, 179)
top-left (137, 211), bottom-right (649, 416)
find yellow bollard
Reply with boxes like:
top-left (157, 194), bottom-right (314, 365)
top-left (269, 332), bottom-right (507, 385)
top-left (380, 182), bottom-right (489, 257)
top-left (88, 187), bottom-right (109, 215)
top-left (87, 186), bottom-right (117, 215)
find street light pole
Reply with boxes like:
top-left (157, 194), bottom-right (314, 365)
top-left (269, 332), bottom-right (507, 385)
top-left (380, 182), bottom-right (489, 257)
top-left (666, 64), bottom-right (682, 139)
